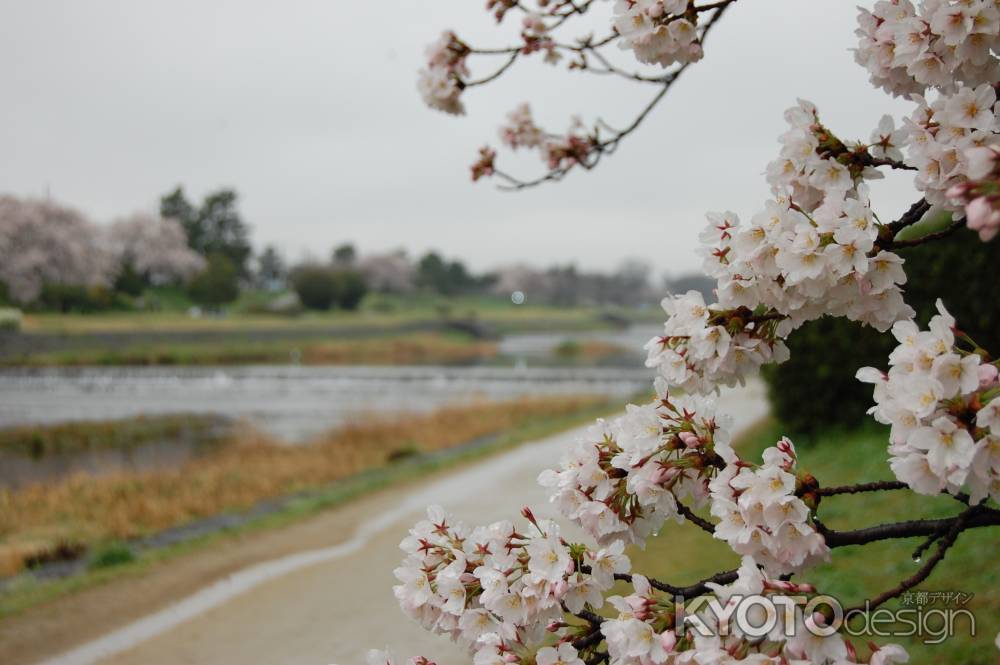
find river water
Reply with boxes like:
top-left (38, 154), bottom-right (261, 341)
top-left (0, 328), bottom-right (662, 487)
top-left (0, 365), bottom-right (655, 442)
top-left (0, 326), bottom-right (662, 442)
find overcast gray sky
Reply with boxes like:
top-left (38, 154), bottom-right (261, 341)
top-left (0, 0), bottom-right (917, 276)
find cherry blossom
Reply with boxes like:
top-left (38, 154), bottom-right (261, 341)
top-left (710, 439), bottom-right (829, 576)
top-left (0, 195), bottom-right (116, 304)
top-left (418, 31), bottom-right (469, 115)
top-left (538, 383), bottom-right (734, 546)
top-left (947, 145), bottom-right (1000, 240)
top-left (858, 299), bottom-right (1000, 503)
top-left (854, 0), bottom-right (1000, 97)
top-left (613, 0), bottom-right (703, 68)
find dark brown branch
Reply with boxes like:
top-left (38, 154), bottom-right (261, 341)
top-left (890, 218), bottom-right (966, 249)
top-left (817, 480), bottom-right (908, 497)
top-left (844, 506), bottom-right (977, 616)
top-left (863, 155), bottom-right (918, 171)
top-left (821, 506), bottom-right (1000, 548)
top-left (884, 198), bottom-right (931, 236)
top-left (615, 568), bottom-right (739, 598)
top-left (677, 502), bottom-right (716, 534)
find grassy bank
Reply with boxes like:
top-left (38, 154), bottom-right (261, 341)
top-left (18, 294), bottom-right (651, 335)
top-left (0, 414), bottom-right (226, 456)
top-left (629, 420), bottom-right (998, 664)
top-left (6, 332), bottom-right (498, 367)
top-left (0, 395), bottom-right (608, 579)
top-left (0, 395), bottom-right (624, 618)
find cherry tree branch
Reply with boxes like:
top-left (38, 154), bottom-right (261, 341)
top-left (818, 506), bottom-right (1000, 547)
top-left (677, 501), bottom-right (717, 534)
top-left (465, 53), bottom-right (520, 87)
top-left (816, 480), bottom-right (908, 497)
top-left (890, 218), bottom-right (966, 249)
top-left (843, 505), bottom-right (979, 616)
top-left (494, 2), bottom-right (736, 191)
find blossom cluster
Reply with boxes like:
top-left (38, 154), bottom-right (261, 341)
top-left (392, 505), bottom-right (629, 654)
top-left (539, 384), bottom-right (734, 547)
top-left (600, 557), bottom-right (907, 665)
top-left (858, 299), bottom-right (1000, 503)
top-left (418, 31), bottom-right (468, 115)
top-left (698, 189), bottom-right (914, 336)
top-left (491, 104), bottom-right (597, 175)
top-left (471, 146), bottom-right (497, 182)
top-left (901, 83), bottom-right (1000, 209)
top-left (947, 144), bottom-right (1000, 240)
top-left (709, 438), bottom-right (829, 576)
top-left (612, 0), bottom-right (704, 68)
top-left (698, 101), bottom-right (913, 339)
top-left (854, 0), bottom-right (1000, 98)
top-left (643, 290), bottom-right (790, 395)
top-left (500, 104), bottom-right (546, 150)
top-left (764, 100), bottom-right (883, 212)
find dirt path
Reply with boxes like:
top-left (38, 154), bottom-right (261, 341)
top-left (9, 382), bottom-right (768, 665)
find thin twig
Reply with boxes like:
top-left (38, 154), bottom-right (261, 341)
top-left (465, 52), bottom-right (519, 87)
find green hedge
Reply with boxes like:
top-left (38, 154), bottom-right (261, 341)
top-left (763, 227), bottom-right (1000, 436)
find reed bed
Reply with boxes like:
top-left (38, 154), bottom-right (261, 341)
top-left (0, 395), bottom-right (603, 576)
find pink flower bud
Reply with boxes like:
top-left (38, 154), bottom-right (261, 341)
top-left (965, 197), bottom-right (995, 229)
top-left (979, 363), bottom-right (999, 389)
top-left (679, 431), bottom-right (701, 448)
top-left (946, 182), bottom-right (971, 200)
top-left (652, 465), bottom-right (680, 485)
top-left (647, 2), bottom-right (664, 18)
top-left (805, 611), bottom-right (828, 632)
top-left (409, 658), bottom-right (436, 665)
top-left (660, 630), bottom-right (678, 651)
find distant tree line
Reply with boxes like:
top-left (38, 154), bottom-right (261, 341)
top-left (0, 187), bottom-right (707, 314)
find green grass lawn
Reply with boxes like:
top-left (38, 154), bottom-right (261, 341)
top-left (628, 420), bottom-right (999, 664)
top-left (19, 292), bottom-right (655, 335)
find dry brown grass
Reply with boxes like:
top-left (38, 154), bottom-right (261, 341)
top-left (298, 335), bottom-right (497, 365)
top-left (0, 395), bottom-right (602, 576)
top-left (13, 333), bottom-right (498, 367)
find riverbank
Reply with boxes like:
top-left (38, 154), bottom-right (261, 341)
top-left (0, 395), bottom-right (610, 582)
top-left (0, 394), bottom-right (624, 627)
top-left (5, 382), bottom-right (766, 665)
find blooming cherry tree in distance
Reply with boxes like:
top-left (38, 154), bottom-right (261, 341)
top-left (364, 2), bottom-right (1000, 664)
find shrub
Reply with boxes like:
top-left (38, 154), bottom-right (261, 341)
top-left (187, 253), bottom-right (240, 308)
top-left (291, 265), bottom-right (339, 310)
top-left (34, 283), bottom-right (128, 313)
top-left (333, 269), bottom-right (368, 311)
top-left (291, 266), bottom-right (368, 311)
top-left (764, 229), bottom-right (1000, 435)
